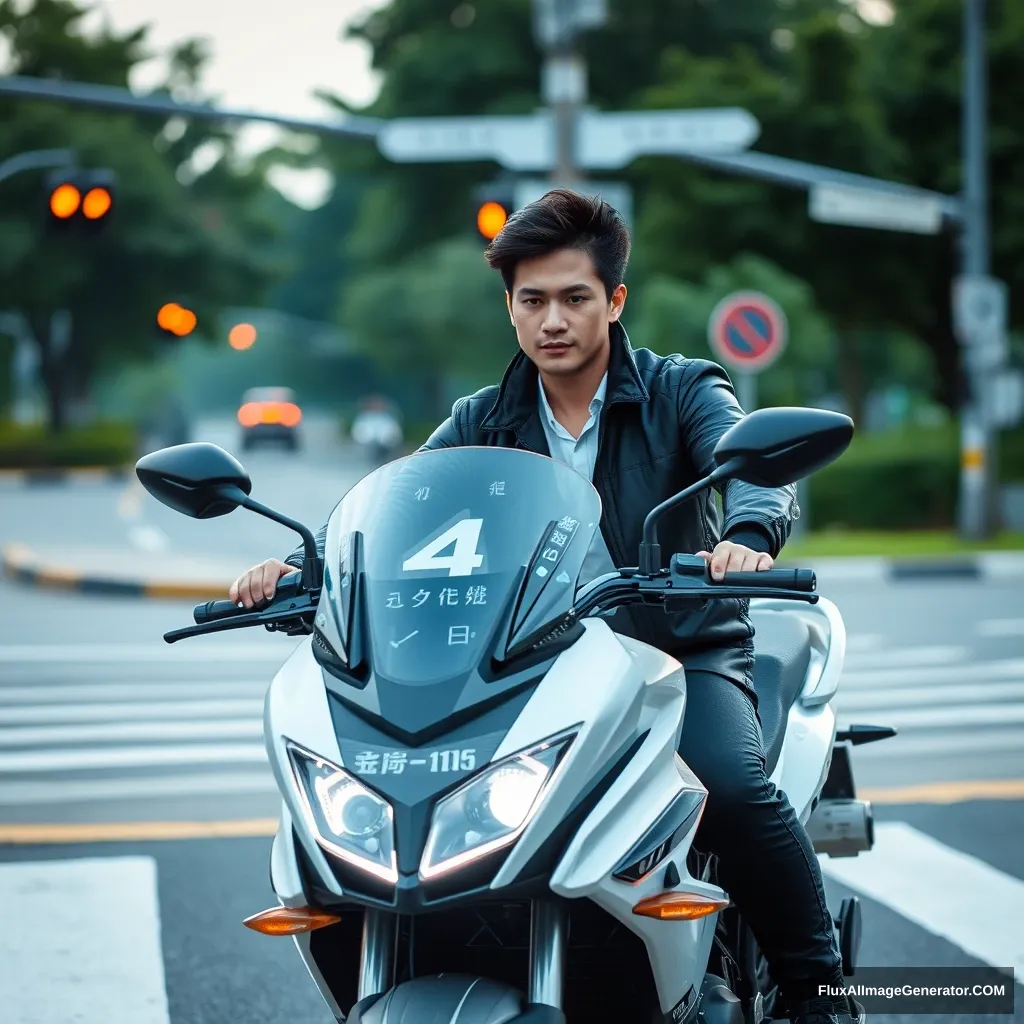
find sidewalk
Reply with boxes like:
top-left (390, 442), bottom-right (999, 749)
top-left (5, 541), bottom-right (1024, 602)
top-left (2, 543), bottom-right (241, 599)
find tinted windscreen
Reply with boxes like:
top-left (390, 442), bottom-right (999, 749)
top-left (327, 447), bottom-right (601, 685)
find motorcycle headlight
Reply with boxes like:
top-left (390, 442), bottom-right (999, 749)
top-left (419, 731), bottom-right (576, 880)
top-left (288, 743), bottom-right (397, 884)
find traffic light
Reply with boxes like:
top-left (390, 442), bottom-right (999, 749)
top-left (157, 302), bottom-right (197, 340)
top-left (472, 182), bottom-right (516, 243)
top-left (46, 169), bottom-right (115, 232)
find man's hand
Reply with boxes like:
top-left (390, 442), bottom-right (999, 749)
top-left (696, 541), bottom-right (773, 582)
top-left (228, 558), bottom-right (297, 609)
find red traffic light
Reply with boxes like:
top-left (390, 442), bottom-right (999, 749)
top-left (49, 183), bottom-right (81, 219)
top-left (476, 200), bottom-right (509, 241)
top-left (158, 303), bottom-right (197, 338)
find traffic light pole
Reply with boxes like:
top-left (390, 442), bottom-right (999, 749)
top-left (0, 148), bottom-right (75, 186)
top-left (958, 0), bottom-right (995, 539)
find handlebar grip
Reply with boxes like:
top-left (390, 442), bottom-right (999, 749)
top-left (193, 599), bottom-right (245, 624)
top-left (715, 568), bottom-right (817, 592)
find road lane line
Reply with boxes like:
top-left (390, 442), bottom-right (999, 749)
top-left (0, 696), bottom-right (263, 722)
top-left (0, 718), bottom-right (263, 747)
top-left (860, 778), bottom-right (1024, 804)
top-left (0, 856), bottom-right (171, 1022)
top-left (0, 819), bottom-right (279, 843)
top-left (0, 643), bottom-right (296, 662)
top-left (0, 682), bottom-right (268, 703)
top-left (842, 646), bottom-right (969, 671)
top-left (820, 821), bottom-right (1024, 978)
top-left (844, 634), bottom-right (883, 652)
top-left (841, 658), bottom-right (1024, 689)
top-left (0, 742), bottom-right (268, 772)
top-left (836, 681), bottom-right (1024, 709)
top-left (976, 618), bottom-right (1024, 637)
top-left (849, 728), bottom-right (1024, 757)
top-left (849, 703), bottom-right (1024, 729)
top-left (0, 771), bottom-right (277, 805)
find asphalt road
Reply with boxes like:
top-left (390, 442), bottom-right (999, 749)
top-left (0, 427), bottom-right (1022, 1022)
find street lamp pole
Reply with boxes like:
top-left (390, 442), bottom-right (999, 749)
top-left (0, 148), bottom-right (76, 186)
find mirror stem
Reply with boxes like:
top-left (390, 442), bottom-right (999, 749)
top-left (219, 486), bottom-right (323, 590)
top-left (637, 460), bottom-right (742, 575)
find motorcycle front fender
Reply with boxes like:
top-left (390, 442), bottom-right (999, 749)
top-left (347, 975), bottom-right (564, 1024)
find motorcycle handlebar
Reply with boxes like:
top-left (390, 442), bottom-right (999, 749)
top-left (193, 599), bottom-right (244, 624)
top-left (711, 567), bottom-right (817, 592)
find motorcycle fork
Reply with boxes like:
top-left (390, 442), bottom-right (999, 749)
top-left (355, 900), bottom-right (568, 1007)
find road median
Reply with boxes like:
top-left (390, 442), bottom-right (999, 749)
top-left (1, 542), bottom-right (240, 600)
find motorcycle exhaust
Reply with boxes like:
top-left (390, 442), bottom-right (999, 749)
top-left (806, 799), bottom-right (874, 858)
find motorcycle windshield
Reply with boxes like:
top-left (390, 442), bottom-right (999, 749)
top-left (331, 446), bottom-right (601, 686)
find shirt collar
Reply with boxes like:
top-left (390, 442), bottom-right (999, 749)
top-left (538, 371), bottom-right (608, 432)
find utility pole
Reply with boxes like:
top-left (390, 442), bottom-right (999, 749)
top-left (533, 0), bottom-right (606, 188)
top-left (956, 0), bottom-right (999, 539)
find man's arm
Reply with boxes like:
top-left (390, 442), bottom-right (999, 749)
top-left (677, 359), bottom-right (799, 568)
top-left (282, 400), bottom-right (467, 568)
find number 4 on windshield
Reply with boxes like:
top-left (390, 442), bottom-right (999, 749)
top-left (403, 518), bottom-right (484, 577)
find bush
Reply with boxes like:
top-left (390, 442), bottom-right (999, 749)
top-left (0, 421), bottom-right (138, 469)
top-left (809, 424), bottom-right (1024, 530)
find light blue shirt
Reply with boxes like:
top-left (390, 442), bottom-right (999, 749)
top-left (537, 372), bottom-right (619, 586)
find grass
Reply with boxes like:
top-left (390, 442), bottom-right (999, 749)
top-left (779, 530), bottom-right (1024, 560)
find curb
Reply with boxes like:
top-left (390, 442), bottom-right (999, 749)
top-left (1, 544), bottom-right (232, 601)
top-left (0, 465), bottom-right (130, 486)
top-left (796, 552), bottom-right (1024, 583)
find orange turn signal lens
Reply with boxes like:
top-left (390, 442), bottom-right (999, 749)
top-left (631, 892), bottom-right (730, 921)
top-left (243, 906), bottom-right (341, 936)
top-left (237, 402), bottom-right (262, 427)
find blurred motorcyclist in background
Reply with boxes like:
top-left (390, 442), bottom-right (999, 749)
top-left (350, 395), bottom-right (404, 468)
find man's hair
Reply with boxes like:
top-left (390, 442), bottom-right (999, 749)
top-left (484, 188), bottom-right (631, 300)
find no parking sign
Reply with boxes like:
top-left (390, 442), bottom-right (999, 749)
top-left (707, 291), bottom-right (788, 409)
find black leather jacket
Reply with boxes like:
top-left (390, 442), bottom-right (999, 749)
top-left (287, 323), bottom-right (798, 691)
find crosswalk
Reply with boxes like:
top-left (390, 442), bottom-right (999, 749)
top-left (0, 641), bottom-right (296, 809)
top-left (0, 634), bottom-right (1022, 812)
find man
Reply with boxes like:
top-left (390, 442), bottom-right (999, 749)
top-left (230, 190), bottom-right (858, 1024)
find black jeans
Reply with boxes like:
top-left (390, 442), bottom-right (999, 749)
top-left (679, 666), bottom-right (843, 1002)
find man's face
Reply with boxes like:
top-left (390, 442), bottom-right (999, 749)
top-left (507, 248), bottom-right (627, 377)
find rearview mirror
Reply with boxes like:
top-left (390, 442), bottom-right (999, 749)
top-left (713, 407), bottom-right (854, 488)
top-left (135, 442), bottom-right (252, 518)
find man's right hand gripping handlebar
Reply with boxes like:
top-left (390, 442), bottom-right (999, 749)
top-left (228, 558), bottom-right (300, 610)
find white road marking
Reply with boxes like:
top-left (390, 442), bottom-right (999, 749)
top-left (820, 822), bottom-right (1024, 979)
top-left (976, 618), bottom-right (1024, 637)
top-left (849, 703), bottom-right (1024, 729)
top-left (0, 742), bottom-right (268, 772)
top-left (0, 643), bottom-right (296, 662)
top-left (850, 728), bottom-right (1024, 757)
top-left (0, 696), bottom-right (263, 723)
top-left (128, 525), bottom-right (171, 553)
top-left (0, 718), bottom-right (263, 747)
top-left (844, 634), bottom-right (883, 652)
top-left (843, 646), bottom-right (969, 671)
top-left (837, 681), bottom-right (1024, 710)
top-left (841, 658), bottom-right (1024, 689)
top-left (0, 682), bottom-right (266, 704)
top-left (0, 771), bottom-right (277, 805)
top-left (0, 856), bottom-right (171, 1023)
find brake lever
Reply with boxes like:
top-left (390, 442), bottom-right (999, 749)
top-left (163, 592), bottom-right (318, 644)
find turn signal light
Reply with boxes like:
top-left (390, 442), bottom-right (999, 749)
top-left (243, 906), bottom-right (341, 936)
top-left (631, 892), bottom-right (730, 921)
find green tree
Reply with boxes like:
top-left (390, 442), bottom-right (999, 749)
top-left (0, 0), bottom-right (288, 429)
top-left (632, 252), bottom-right (836, 407)
top-left (342, 236), bottom-right (513, 419)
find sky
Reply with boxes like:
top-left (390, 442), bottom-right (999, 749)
top-left (81, 0), bottom-right (390, 207)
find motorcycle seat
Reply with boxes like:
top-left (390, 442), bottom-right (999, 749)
top-left (749, 609), bottom-right (813, 776)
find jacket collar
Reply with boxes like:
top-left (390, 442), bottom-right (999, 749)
top-left (480, 321), bottom-right (650, 433)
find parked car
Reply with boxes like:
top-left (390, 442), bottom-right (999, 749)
top-left (237, 387), bottom-right (302, 451)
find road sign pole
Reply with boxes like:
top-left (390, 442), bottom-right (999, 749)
top-left (736, 373), bottom-right (757, 414)
top-left (957, 0), bottom-right (997, 540)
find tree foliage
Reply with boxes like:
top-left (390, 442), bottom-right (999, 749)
top-left (0, 0), bottom-right (289, 428)
top-left (320, 0), bottom-right (1022, 419)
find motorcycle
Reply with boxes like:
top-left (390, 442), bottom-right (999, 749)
top-left (136, 406), bottom-right (897, 1024)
